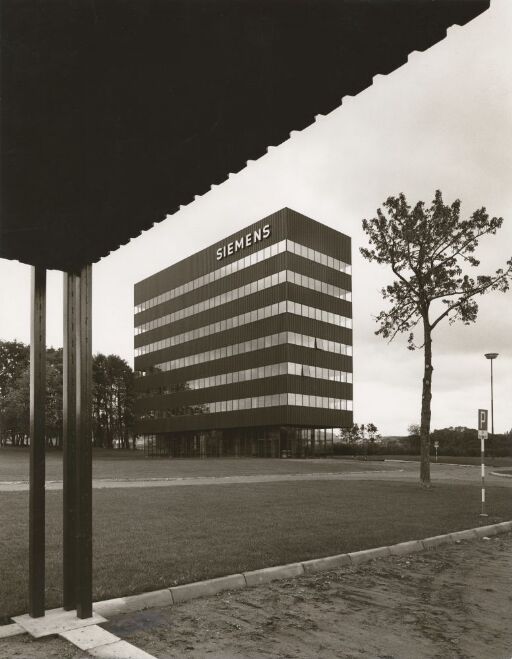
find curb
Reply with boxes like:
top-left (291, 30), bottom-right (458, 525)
top-left (421, 533), bottom-right (454, 549)
top-left (244, 562), bottom-right (304, 586)
top-left (384, 459), bottom-right (476, 468)
top-left (348, 546), bottom-right (390, 564)
top-left (302, 553), bottom-right (351, 573)
top-left (89, 519), bottom-right (512, 618)
top-left (389, 540), bottom-right (424, 556)
top-left (490, 471), bottom-right (512, 479)
top-left (171, 574), bottom-right (246, 604)
top-left (94, 589), bottom-right (173, 618)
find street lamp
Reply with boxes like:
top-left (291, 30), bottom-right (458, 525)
top-left (484, 353), bottom-right (499, 441)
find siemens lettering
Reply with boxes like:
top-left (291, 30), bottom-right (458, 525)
top-left (216, 224), bottom-right (271, 260)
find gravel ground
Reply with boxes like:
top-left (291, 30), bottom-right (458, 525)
top-left (0, 634), bottom-right (85, 659)
top-left (105, 533), bottom-right (512, 659)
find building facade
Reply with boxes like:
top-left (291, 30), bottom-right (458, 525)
top-left (134, 208), bottom-right (353, 457)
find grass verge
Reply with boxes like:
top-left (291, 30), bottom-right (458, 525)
top-left (1, 479), bottom-right (511, 621)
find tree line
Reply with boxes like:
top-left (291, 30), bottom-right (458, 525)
top-left (0, 340), bottom-right (135, 449)
top-left (404, 424), bottom-right (511, 458)
top-left (333, 423), bottom-right (380, 455)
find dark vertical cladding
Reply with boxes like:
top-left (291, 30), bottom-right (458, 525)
top-left (29, 266), bottom-right (46, 617)
top-left (62, 273), bottom-right (77, 611)
top-left (134, 208), bottom-right (353, 457)
top-left (75, 265), bottom-right (93, 618)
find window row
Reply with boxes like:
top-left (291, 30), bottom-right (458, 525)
top-left (135, 240), bottom-right (286, 314)
top-left (135, 299), bottom-right (352, 357)
top-left (137, 361), bottom-right (353, 397)
top-left (135, 269), bottom-right (351, 336)
top-left (286, 240), bottom-right (351, 275)
top-left (135, 270), bottom-right (285, 335)
top-left (135, 238), bottom-right (351, 313)
top-left (136, 331), bottom-right (352, 377)
top-left (287, 270), bottom-right (351, 303)
top-left (138, 393), bottom-right (353, 419)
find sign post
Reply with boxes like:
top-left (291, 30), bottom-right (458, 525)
top-left (478, 409), bottom-right (488, 517)
top-left (433, 440), bottom-right (439, 463)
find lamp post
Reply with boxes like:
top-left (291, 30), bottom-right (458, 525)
top-left (484, 352), bottom-right (499, 446)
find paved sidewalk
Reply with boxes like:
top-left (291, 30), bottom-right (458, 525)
top-left (2, 460), bottom-right (511, 491)
top-left (0, 469), bottom-right (401, 492)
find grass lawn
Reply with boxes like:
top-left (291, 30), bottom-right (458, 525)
top-left (0, 449), bottom-right (392, 482)
top-left (1, 479), bottom-right (511, 621)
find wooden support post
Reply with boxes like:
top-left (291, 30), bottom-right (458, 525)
top-left (29, 266), bottom-right (46, 618)
top-left (75, 264), bottom-right (93, 618)
top-left (63, 273), bottom-right (77, 610)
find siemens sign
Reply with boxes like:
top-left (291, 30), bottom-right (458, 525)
top-left (216, 224), bottom-right (271, 261)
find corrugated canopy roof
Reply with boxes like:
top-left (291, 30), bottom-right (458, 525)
top-left (0, 0), bottom-right (489, 272)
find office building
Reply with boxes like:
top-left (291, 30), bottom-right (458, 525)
top-left (134, 208), bottom-right (353, 457)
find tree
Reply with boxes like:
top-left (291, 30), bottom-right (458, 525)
top-left (406, 423), bottom-right (421, 455)
top-left (92, 354), bottom-right (135, 448)
top-left (0, 340), bottom-right (30, 444)
top-left (45, 348), bottom-right (63, 447)
top-left (361, 191), bottom-right (512, 487)
top-left (345, 423), bottom-right (360, 446)
top-left (0, 347), bottom-right (63, 447)
top-left (407, 423), bottom-right (420, 437)
top-left (1, 369), bottom-right (30, 445)
top-left (0, 340), bottom-right (29, 399)
top-left (366, 423), bottom-right (379, 444)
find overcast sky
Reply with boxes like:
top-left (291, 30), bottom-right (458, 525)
top-left (1, 0), bottom-right (511, 436)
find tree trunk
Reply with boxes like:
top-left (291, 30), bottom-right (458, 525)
top-left (420, 322), bottom-right (433, 487)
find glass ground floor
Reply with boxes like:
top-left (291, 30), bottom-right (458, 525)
top-left (141, 426), bottom-right (345, 458)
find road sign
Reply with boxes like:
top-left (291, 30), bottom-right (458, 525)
top-left (478, 409), bottom-right (488, 431)
top-left (434, 441), bottom-right (439, 449)
top-left (478, 413), bottom-right (488, 517)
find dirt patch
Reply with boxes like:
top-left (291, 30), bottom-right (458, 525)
top-left (0, 634), bottom-right (85, 659)
top-left (105, 533), bottom-right (512, 659)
